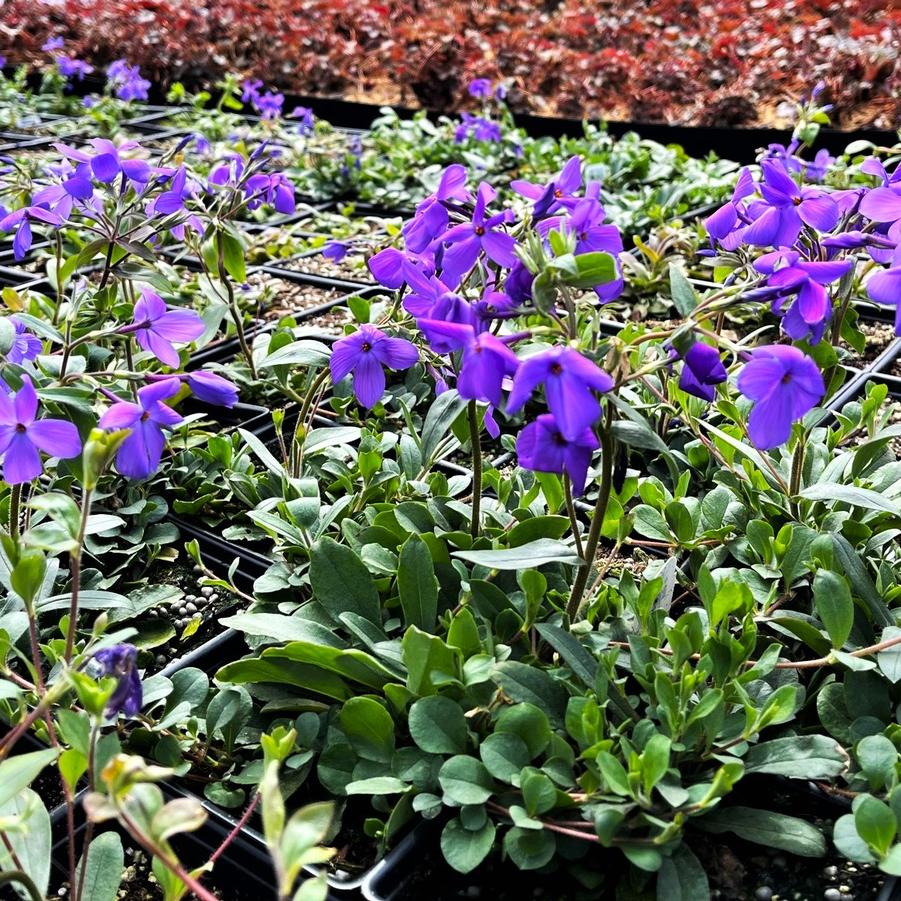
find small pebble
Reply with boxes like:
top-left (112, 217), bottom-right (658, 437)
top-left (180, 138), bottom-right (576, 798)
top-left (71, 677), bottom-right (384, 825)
top-left (208, 592), bottom-right (219, 603)
top-left (201, 586), bottom-right (213, 597)
top-left (823, 866), bottom-right (838, 879)
top-left (838, 887), bottom-right (850, 894)
top-left (824, 889), bottom-right (842, 901)
top-left (756, 888), bottom-right (773, 901)
top-left (186, 602), bottom-right (197, 613)
top-left (193, 564), bottom-right (203, 573)
top-left (155, 654), bottom-right (166, 666)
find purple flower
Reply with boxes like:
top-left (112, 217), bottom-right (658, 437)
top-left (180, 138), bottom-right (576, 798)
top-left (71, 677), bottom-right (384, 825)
top-left (99, 379), bottom-right (183, 479)
top-left (56, 56), bottom-right (93, 81)
top-left (0, 206), bottom-right (65, 261)
top-left (468, 78), bottom-right (493, 99)
top-left (330, 325), bottom-right (419, 408)
top-left (678, 342), bottom-right (727, 401)
top-left (253, 90), bottom-right (285, 120)
top-left (0, 56), bottom-right (6, 69)
top-left (185, 371), bottom-right (239, 408)
top-left (441, 183), bottom-right (516, 287)
top-left (323, 241), bottom-right (348, 262)
top-left (512, 156), bottom-right (582, 218)
top-left (91, 644), bottom-right (142, 717)
top-left (57, 138), bottom-right (152, 185)
top-left (736, 345), bottom-right (825, 449)
top-left (106, 60), bottom-right (150, 102)
top-left (804, 149), bottom-right (834, 183)
top-left (242, 79), bottom-right (263, 103)
top-left (455, 113), bottom-right (502, 144)
top-left (290, 106), bottom-right (315, 135)
top-left (516, 414), bottom-right (599, 495)
top-left (368, 247), bottom-right (411, 289)
top-left (0, 376), bottom-right (81, 484)
top-left (506, 347), bottom-right (613, 439)
top-left (753, 250), bottom-right (852, 343)
top-left (742, 161), bottom-right (839, 247)
top-left (243, 171), bottom-right (295, 214)
top-left (42, 37), bottom-right (65, 52)
top-left (4, 317), bottom-right (42, 364)
top-left (705, 167), bottom-right (756, 243)
top-left (866, 251), bottom-right (901, 335)
top-left (417, 319), bottom-right (518, 406)
top-left (131, 289), bottom-right (205, 368)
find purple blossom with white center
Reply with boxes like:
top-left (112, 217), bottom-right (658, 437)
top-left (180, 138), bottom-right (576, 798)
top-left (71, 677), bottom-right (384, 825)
top-left (741, 160), bottom-right (839, 247)
top-left (512, 155), bottom-right (582, 218)
top-left (678, 342), bottom-right (727, 401)
top-left (330, 325), bottom-right (419, 409)
top-left (416, 319), bottom-right (518, 406)
top-left (130, 289), bottom-right (205, 368)
top-left (99, 379), bottom-right (183, 479)
top-left (91, 644), bottom-right (142, 717)
top-left (4, 317), bottom-right (42, 364)
top-left (506, 347), bottom-right (613, 439)
top-left (516, 413), bottom-right (599, 495)
top-left (0, 376), bottom-right (81, 484)
top-left (440, 182), bottom-right (516, 288)
top-left (736, 345), bottom-right (825, 449)
top-left (752, 249), bottom-right (852, 343)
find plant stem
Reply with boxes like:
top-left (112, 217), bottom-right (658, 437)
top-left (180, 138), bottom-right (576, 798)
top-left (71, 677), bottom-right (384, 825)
top-left (0, 870), bottom-right (42, 901)
top-left (468, 401), bottom-right (482, 539)
top-left (8, 482), bottom-right (21, 540)
top-left (216, 237), bottom-right (256, 379)
top-left (73, 720), bottom-right (100, 901)
top-left (566, 412), bottom-right (614, 623)
top-left (209, 793), bottom-right (259, 865)
top-left (563, 475), bottom-right (583, 559)
top-left (789, 432), bottom-right (806, 517)
top-left (64, 488), bottom-right (93, 663)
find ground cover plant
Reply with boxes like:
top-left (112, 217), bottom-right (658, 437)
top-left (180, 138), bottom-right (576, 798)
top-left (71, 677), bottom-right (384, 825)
top-left (0, 67), bottom-right (900, 901)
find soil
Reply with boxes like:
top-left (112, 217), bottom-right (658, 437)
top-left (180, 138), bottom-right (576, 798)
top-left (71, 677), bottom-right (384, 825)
top-left (283, 250), bottom-right (373, 283)
top-left (244, 272), bottom-right (345, 321)
top-left (295, 305), bottom-right (352, 336)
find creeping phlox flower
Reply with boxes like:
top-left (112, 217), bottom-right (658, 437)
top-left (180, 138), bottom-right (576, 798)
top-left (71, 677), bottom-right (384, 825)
top-left (0, 205), bottom-right (64, 261)
top-left (737, 345), bottom-right (825, 449)
top-left (56, 56), bottom-right (93, 82)
top-left (99, 379), bottom-right (183, 479)
top-left (106, 59), bottom-right (151, 102)
top-left (42, 37), bottom-right (65, 52)
top-left (209, 155), bottom-right (296, 215)
top-left (678, 342), bottom-right (728, 402)
top-left (512, 155), bottom-right (583, 218)
top-left (0, 376), bottom-right (81, 484)
top-left (516, 415), bottom-right (600, 495)
top-left (57, 138), bottom-right (152, 186)
top-left (455, 113), bottom-right (502, 144)
top-left (4, 317), bottom-right (42, 365)
top-left (91, 644), bottom-right (142, 717)
top-left (130, 289), bottom-right (205, 368)
top-left (330, 325), bottom-right (419, 409)
top-left (290, 106), bottom-right (315, 136)
top-left (242, 79), bottom-right (285, 119)
top-left (183, 371), bottom-right (239, 408)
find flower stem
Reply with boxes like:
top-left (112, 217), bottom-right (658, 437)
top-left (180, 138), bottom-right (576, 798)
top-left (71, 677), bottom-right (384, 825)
top-left (64, 488), bottom-right (93, 663)
top-left (468, 401), bottom-right (482, 539)
top-left (8, 482), bottom-right (21, 540)
top-left (563, 475), bottom-right (583, 559)
top-left (566, 413), bottom-right (614, 623)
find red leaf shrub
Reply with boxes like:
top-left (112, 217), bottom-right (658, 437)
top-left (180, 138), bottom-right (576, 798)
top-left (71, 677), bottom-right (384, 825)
top-left (1, 0), bottom-right (898, 127)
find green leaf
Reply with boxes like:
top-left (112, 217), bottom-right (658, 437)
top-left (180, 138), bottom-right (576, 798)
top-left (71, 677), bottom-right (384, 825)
top-left (800, 484), bottom-right (900, 516)
top-left (877, 627), bottom-right (901, 683)
top-left (0, 749), bottom-right (57, 808)
top-left (441, 817), bottom-right (495, 874)
top-left (453, 538), bottom-right (582, 570)
top-left (402, 626), bottom-right (461, 696)
top-left (338, 697), bottom-right (395, 763)
top-left (421, 389), bottom-right (467, 464)
top-left (855, 795), bottom-right (897, 857)
top-left (0, 788), bottom-right (52, 899)
top-left (562, 251), bottom-right (615, 288)
top-left (397, 534), bottom-right (439, 632)
top-left (495, 704), bottom-right (551, 759)
top-left (494, 661), bottom-right (567, 727)
top-left (408, 696), bottom-right (468, 755)
top-left (438, 756), bottom-right (495, 805)
top-left (479, 733), bottom-right (530, 783)
top-left (669, 264), bottom-right (698, 317)
top-left (833, 535), bottom-right (894, 628)
top-left (503, 826), bottom-right (556, 870)
top-left (74, 832), bottom-right (124, 901)
top-left (657, 845), bottom-right (710, 901)
top-left (345, 776), bottom-right (408, 795)
top-left (742, 735), bottom-right (848, 779)
top-left (220, 231), bottom-right (246, 282)
top-left (219, 613), bottom-right (342, 646)
top-left (534, 622), bottom-right (598, 687)
top-left (813, 570), bottom-right (854, 648)
top-left (310, 537), bottom-right (381, 626)
top-left (697, 807), bottom-right (826, 857)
